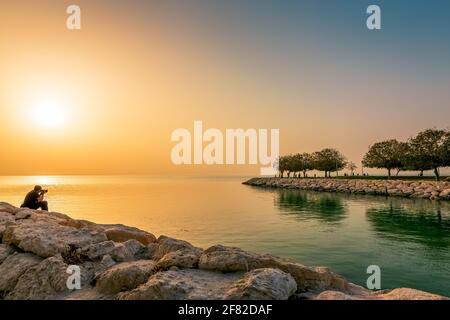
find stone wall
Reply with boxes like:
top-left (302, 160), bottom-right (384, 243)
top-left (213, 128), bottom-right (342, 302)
top-left (243, 178), bottom-right (450, 201)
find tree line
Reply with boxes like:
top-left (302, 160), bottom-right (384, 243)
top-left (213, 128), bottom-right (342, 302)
top-left (277, 128), bottom-right (450, 181)
top-left (362, 128), bottom-right (450, 181)
top-left (278, 148), bottom-right (348, 178)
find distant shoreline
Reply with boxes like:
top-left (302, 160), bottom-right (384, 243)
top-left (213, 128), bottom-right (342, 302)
top-left (243, 177), bottom-right (450, 201)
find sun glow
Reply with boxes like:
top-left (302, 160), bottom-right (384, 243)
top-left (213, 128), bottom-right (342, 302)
top-left (30, 97), bottom-right (68, 129)
top-left (31, 176), bottom-right (59, 186)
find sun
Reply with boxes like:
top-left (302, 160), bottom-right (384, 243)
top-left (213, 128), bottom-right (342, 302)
top-left (31, 98), bottom-right (67, 128)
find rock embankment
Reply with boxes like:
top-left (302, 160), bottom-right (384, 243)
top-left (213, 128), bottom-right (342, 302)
top-left (243, 178), bottom-right (450, 201)
top-left (0, 202), bottom-right (447, 300)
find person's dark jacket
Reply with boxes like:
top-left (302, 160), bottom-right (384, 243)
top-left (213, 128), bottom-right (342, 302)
top-left (21, 190), bottom-right (41, 209)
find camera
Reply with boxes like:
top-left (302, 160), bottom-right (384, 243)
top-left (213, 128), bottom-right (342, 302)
top-left (39, 189), bottom-right (48, 195)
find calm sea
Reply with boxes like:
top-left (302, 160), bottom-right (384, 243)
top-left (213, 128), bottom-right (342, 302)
top-left (1, 175), bottom-right (449, 296)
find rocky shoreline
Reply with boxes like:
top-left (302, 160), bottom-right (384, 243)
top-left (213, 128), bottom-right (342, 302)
top-left (0, 201), bottom-right (447, 300)
top-left (243, 177), bottom-right (450, 201)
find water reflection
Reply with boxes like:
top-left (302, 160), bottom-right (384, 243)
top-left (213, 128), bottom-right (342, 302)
top-left (366, 198), bottom-right (450, 250)
top-left (275, 190), bottom-right (347, 224)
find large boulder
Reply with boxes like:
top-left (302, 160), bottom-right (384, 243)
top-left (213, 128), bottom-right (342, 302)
top-left (34, 210), bottom-right (91, 229)
top-left (96, 260), bottom-right (156, 294)
top-left (5, 256), bottom-right (71, 300)
top-left (439, 189), bottom-right (450, 198)
top-left (11, 208), bottom-right (91, 229)
top-left (81, 241), bottom-right (117, 261)
top-left (0, 244), bottom-right (15, 264)
top-left (119, 269), bottom-right (242, 300)
top-left (198, 245), bottom-right (350, 292)
top-left (315, 288), bottom-right (448, 300)
top-left (155, 249), bottom-right (201, 270)
top-left (101, 224), bottom-right (156, 245)
top-left (0, 253), bottom-right (42, 296)
top-left (2, 219), bottom-right (107, 258)
top-left (78, 239), bottom-right (148, 263)
top-left (73, 254), bottom-right (118, 285)
top-left (14, 210), bottom-right (33, 220)
top-left (314, 290), bottom-right (359, 300)
top-left (0, 211), bottom-right (15, 241)
top-left (150, 236), bottom-right (203, 260)
top-left (198, 245), bottom-right (250, 272)
top-left (224, 268), bottom-right (297, 300)
top-left (373, 288), bottom-right (449, 300)
top-left (0, 202), bottom-right (19, 214)
top-left (110, 239), bottom-right (148, 262)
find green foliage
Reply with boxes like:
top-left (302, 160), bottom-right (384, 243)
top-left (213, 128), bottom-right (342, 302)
top-left (313, 148), bottom-right (347, 177)
top-left (406, 129), bottom-right (449, 180)
top-left (277, 128), bottom-right (450, 181)
top-left (277, 149), bottom-right (347, 178)
top-left (362, 129), bottom-right (450, 181)
top-left (362, 139), bottom-right (407, 177)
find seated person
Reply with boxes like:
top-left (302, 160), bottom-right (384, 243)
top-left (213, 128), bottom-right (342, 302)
top-left (21, 185), bottom-right (49, 211)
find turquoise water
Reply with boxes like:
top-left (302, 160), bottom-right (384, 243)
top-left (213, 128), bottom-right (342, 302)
top-left (1, 175), bottom-right (449, 296)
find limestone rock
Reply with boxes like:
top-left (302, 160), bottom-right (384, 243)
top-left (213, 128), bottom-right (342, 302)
top-left (119, 269), bottom-right (243, 300)
top-left (314, 290), bottom-right (359, 300)
top-left (373, 288), bottom-right (448, 300)
top-left (14, 209), bottom-right (33, 220)
top-left (90, 254), bottom-right (117, 280)
top-left (0, 244), bottom-right (15, 264)
top-left (0, 253), bottom-right (42, 295)
top-left (198, 245), bottom-right (350, 292)
top-left (198, 245), bottom-right (250, 272)
top-left (0, 202), bottom-right (20, 214)
top-left (225, 268), bottom-right (297, 300)
top-left (82, 241), bottom-right (116, 260)
top-left (315, 288), bottom-right (449, 300)
top-left (0, 211), bottom-right (15, 240)
top-left (5, 256), bottom-right (70, 300)
top-left (440, 189), bottom-right (450, 197)
top-left (111, 239), bottom-right (147, 262)
top-left (101, 224), bottom-right (156, 245)
top-left (36, 210), bottom-right (91, 229)
top-left (156, 249), bottom-right (200, 270)
top-left (100, 254), bottom-right (116, 269)
top-left (152, 235), bottom-right (203, 259)
top-left (96, 260), bottom-right (156, 294)
top-left (2, 219), bottom-right (107, 258)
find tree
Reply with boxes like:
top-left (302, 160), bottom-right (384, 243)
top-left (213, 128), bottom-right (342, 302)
top-left (285, 154), bottom-right (296, 177)
top-left (444, 131), bottom-right (450, 166)
top-left (400, 142), bottom-right (432, 176)
top-left (347, 162), bottom-right (357, 176)
top-left (312, 148), bottom-right (347, 177)
top-left (362, 139), bottom-right (406, 178)
top-left (291, 153), bottom-right (314, 177)
top-left (408, 129), bottom-right (449, 181)
top-left (278, 156), bottom-right (289, 177)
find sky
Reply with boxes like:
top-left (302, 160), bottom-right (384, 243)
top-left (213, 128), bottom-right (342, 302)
top-left (0, 0), bottom-right (449, 176)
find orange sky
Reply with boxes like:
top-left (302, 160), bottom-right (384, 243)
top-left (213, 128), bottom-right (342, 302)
top-left (1, 1), bottom-right (449, 176)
